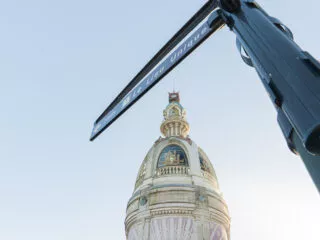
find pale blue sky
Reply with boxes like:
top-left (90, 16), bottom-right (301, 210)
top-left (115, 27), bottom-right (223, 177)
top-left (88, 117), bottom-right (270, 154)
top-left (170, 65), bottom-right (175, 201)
top-left (0, 0), bottom-right (319, 239)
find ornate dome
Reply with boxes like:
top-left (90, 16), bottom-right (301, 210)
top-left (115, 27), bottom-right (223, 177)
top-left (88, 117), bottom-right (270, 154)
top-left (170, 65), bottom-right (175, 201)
top-left (126, 92), bottom-right (230, 240)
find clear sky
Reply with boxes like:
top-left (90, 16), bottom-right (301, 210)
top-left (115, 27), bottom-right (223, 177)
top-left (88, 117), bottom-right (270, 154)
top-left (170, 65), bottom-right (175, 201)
top-left (0, 0), bottom-right (319, 239)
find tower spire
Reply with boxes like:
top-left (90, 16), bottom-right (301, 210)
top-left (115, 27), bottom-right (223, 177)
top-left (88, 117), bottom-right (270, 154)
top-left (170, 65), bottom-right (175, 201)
top-left (160, 92), bottom-right (190, 138)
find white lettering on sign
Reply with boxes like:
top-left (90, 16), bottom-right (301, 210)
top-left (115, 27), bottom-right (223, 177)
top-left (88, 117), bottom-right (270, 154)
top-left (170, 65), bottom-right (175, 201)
top-left (91, 22), bottom-right (211, 140)
top-left (122, 96), bottom-right (131, 107)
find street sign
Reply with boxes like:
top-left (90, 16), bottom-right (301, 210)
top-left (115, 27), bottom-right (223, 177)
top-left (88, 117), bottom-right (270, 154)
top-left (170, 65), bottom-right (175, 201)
top-left (90, 9), bottom-right (223, 141)
top-left (89, 0), bottom-right (320, 192)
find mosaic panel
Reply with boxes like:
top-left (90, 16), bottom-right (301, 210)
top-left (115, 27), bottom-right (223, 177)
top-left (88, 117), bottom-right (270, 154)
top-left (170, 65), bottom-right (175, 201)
top-left (158, 145), bottom-right (188, 168)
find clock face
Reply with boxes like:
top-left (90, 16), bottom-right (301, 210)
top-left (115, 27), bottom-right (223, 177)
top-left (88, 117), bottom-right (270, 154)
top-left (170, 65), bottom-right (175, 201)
top-left (169, 107), bottom-right (179, 117)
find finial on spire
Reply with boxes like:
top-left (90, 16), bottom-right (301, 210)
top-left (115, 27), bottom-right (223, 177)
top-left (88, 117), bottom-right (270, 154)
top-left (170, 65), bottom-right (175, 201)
top-left (169, 92), bottom-right (180, 103)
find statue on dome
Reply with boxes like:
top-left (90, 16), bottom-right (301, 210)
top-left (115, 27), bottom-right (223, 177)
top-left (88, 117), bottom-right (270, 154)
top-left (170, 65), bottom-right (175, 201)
top-left (163, 150), bottom-right (182, 166)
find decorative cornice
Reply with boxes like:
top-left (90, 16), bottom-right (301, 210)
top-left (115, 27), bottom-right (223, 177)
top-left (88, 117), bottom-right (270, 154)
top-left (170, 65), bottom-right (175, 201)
top-left (151, 208), bottom-right (193, 217)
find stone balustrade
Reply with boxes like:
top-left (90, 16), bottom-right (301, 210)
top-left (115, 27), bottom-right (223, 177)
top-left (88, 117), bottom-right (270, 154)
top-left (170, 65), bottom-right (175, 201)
top-left (156, 166), bottom-right (190, 176)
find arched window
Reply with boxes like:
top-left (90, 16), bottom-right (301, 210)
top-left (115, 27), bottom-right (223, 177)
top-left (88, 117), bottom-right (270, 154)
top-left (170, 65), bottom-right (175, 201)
top-left (158, 145), bottom-right (188, 168)
top-left (199, 151), bottom-right (213, 174)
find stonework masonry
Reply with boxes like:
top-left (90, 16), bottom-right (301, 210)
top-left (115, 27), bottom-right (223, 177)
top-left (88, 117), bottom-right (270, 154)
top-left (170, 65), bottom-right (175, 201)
top-left (125, 92), bottom-right (230, 240)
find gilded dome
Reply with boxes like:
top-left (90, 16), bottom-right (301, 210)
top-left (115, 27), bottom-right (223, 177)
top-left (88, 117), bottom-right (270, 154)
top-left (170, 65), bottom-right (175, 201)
top-left (127, 92), bottom-right (230, 240)
top-left (133, 93), bottom-right (220, 192)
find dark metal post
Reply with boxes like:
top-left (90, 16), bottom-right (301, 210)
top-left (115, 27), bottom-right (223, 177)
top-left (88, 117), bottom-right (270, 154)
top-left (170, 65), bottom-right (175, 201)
top-left (293, 131), bottom-right (320, 193)
top-left (218, 0), bottom-right (320, 192)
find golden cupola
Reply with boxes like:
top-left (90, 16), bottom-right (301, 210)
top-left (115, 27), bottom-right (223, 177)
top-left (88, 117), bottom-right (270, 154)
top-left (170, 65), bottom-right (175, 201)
top-left (160, 92), bottom-right (190, 138)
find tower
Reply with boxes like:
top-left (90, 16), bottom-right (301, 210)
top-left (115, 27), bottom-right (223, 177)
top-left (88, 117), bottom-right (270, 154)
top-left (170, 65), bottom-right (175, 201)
top-left (125, 92), bottom-right (230, 240)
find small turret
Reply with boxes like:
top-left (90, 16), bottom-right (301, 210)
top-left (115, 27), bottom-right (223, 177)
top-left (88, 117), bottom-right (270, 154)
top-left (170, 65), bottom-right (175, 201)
top-left (160, 92), bottom-right (190, 138)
